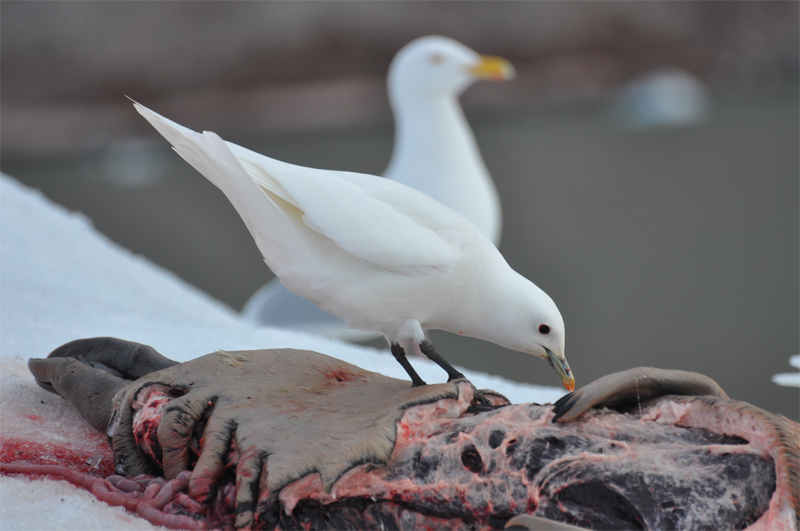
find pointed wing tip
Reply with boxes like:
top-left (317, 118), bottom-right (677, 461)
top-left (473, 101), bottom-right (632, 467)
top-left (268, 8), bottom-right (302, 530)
top-left (131, 100), bottom-right (155, 119)
top-left (126, 96), bottom-right (148, 115)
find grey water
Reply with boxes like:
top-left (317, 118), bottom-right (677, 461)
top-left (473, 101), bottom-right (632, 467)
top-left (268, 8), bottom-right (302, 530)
top-left (3, 95), bottom-right (798, 421)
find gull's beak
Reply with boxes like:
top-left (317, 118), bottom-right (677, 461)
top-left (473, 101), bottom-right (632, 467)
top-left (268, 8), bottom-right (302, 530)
top-left (545, 347), bottom-right (575, 392)
top-left (468, 55), bottom-right (516, 81)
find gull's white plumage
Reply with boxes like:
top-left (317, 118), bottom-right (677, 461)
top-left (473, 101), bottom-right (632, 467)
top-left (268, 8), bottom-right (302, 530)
top-left (241, 36), bottom-right (511, 340)
top-left (135, 102), bottom-right (573, 389)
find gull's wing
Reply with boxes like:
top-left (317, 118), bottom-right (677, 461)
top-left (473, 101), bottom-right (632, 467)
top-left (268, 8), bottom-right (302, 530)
top-left (134, 103), bottom-right (290, 263)
top-left (135, 103), bottom-right (465, 275)
top-left (230, 142), bottom-right (467, 272)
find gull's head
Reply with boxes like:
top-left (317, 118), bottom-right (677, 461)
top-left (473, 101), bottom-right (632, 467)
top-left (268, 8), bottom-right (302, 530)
top-left (531, 295), bottom-right (573, 392)
top-left (501, 283), bottom-right (573, 392)
top-left (388, 35), bottom-right (515, 100)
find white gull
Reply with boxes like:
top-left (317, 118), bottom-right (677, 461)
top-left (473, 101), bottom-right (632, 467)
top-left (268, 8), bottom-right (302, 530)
top-left (134, 103), bottom-right (574, 391)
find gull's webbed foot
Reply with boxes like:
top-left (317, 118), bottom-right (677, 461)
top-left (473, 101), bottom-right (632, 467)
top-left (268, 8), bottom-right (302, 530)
top-left (465, 388), bottom-right (511, 414)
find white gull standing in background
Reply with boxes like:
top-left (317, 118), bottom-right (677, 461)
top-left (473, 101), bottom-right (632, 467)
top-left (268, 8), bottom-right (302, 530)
top-left (134, 103), bottom-right (575, 391)
top-left (241, 36), bottom-right (513, 341)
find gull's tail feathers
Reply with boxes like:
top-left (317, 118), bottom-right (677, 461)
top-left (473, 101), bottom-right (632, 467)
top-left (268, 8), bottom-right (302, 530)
top-left (133, 103), bottom-right (287, 205)
top-left (133, 103), bottom-right (320, 275)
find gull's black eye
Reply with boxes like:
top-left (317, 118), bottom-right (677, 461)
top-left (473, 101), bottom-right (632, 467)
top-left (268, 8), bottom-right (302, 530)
top-left (429, 52), bottom-right (445, 65)
top-left (539, 324), bottom-right (550, 335)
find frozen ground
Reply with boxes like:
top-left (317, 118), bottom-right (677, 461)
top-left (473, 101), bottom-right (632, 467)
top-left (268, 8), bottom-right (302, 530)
top-left (0, 174), bottom-right (564, 530)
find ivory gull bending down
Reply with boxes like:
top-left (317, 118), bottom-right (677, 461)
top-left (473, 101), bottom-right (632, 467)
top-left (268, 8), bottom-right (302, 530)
top-left (242, 35), bottom-right (513, 340)
top-left (134, 103), bottom-right (574, 391)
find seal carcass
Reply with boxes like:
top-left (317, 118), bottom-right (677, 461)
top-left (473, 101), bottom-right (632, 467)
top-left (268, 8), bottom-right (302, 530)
top-left (7, 338), bottom-right (797, 531)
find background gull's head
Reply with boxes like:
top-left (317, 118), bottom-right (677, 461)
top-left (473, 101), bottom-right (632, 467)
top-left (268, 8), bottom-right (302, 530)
top-left (388, 35), bottom-right (515, 100)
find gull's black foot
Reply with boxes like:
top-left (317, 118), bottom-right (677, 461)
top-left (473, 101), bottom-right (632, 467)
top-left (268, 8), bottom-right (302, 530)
top-left (467, 389), bottom-right (508, 414)
top-left (474, 390), bottom-right (493, 407)
top-left (466, 389), bottom-right (512, 414)
top-left (391, 343), bottom-right (427, 387)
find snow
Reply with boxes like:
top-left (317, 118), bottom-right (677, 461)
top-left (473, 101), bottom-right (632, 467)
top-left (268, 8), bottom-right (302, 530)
top-left (0, 174), bottom-right (564, 529)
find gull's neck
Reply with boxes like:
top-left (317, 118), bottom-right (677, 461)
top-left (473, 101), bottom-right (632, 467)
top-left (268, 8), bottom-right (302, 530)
top-left (433, 255), bottom-right (546, 354)
top-left (384, 92), bottom-right (502, 244)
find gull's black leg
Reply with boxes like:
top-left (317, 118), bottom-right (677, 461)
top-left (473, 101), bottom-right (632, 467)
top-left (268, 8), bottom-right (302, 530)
top-left (419, 340), bottom-right (465, 382)
top-left (391, 343), bottom-right (427, 387)
top-left (418, 341), bottom-right (492, 406)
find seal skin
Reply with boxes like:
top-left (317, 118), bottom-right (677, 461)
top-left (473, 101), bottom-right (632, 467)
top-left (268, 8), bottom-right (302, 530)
top-left (30, 339), bottom-right (468, 528)
top-left (25, 338), bottom-right (800, 531)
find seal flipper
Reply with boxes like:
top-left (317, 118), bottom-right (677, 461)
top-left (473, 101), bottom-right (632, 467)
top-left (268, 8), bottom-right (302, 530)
top-left (552, 367), bottom-right (729, 423)
top-left (45, 337), bottom-right (178, 380)
top-left (28, 356), bottom-right (127, 432)
top-left (28, 337), bottom-right (179, 433)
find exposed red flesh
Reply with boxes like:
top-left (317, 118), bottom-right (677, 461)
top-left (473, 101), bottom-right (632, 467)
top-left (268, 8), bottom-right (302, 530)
top-left (131, 385), bottom-right (174, 468)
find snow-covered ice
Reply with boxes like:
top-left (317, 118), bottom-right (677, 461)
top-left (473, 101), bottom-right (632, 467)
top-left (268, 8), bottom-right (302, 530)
top-left (0, 174), bottom-right (564, 529)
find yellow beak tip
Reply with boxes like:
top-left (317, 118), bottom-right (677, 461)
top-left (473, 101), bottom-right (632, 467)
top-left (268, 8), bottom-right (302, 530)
top-left (563, 379), bottom-right (575, 393)
top-left (470, 55), bottom-right (515, 81)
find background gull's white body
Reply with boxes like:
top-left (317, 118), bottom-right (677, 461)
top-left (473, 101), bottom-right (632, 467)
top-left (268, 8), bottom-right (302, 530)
top-left (382, 36), bottom-right (503, 245)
